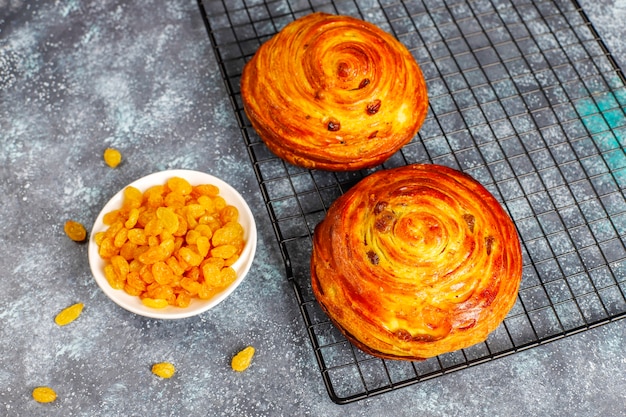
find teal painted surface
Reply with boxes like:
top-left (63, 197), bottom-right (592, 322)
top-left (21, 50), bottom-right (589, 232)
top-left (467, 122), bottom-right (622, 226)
top-left (574, 90), bottom-right (626, 176)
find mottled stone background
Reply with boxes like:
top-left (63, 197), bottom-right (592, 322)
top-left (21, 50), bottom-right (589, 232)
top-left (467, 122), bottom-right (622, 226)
top-left (0, 0), bottom-right (624, 416)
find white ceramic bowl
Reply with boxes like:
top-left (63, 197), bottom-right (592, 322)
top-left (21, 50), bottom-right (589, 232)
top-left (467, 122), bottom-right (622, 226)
top-left (88, 169), bottom-right (257, 319)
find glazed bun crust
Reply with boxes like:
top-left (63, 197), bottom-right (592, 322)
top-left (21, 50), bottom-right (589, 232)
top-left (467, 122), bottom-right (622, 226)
top-left (240, 12), bottom-right (428, 171)
top-left (311, 164), bottom-right (523, 360)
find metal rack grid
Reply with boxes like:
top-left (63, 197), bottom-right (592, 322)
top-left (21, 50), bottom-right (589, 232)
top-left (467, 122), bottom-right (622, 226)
top-left (197, 0), bottom-right (626, 404)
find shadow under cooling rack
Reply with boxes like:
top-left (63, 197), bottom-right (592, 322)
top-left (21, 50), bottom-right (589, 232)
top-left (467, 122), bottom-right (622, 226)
top-left (197, 0), bottom-right (626, 404)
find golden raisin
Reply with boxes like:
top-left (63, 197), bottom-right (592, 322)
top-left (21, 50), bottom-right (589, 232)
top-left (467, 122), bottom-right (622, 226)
top-left (219, 267), bottom-right (237, 287)
top-left (157, 207), bottom-right (179, 234)
top-left (144, 185), bottom-right (164, 208)
top-left (147, 236), bottom-right (159, 248)
top-left (185, 229), bottom-right (201, 245)
top-left (113, 227), bottom-right (129, 248)
top-left (212, 222), bottom-right (244, 247)
top-left (201, 262), bottom-right (221, 286)
top-left (198, 283), bottom-right (218, 300)
top-left (98, 237), bottom-right (119, 259)
top-left (167, 177), bottom-right (193, 195)
top-left (94, 231), bottom-right (106, 246)
top-left (196, 236), bottom-right (211, 257)
top-left (124, 208), bottom-right (140, 229)
top-left (219, 205), bottom-right (239, 224)
top-left (166, 256), bottom-right (185, 276)
top-left (152, 261), bottom-right (174, 285)
top-left (173, 214), bottom-right (188, 236)
top-left (137, 245), bottom-right (169, 265)
top-left (64, 220), bottom-right (87, 242)
top-left (177, 247), bottom-right (203, 267)
top-left (231, 346), bottom-right (255, 372)
top-left (204, 256), bottom-right (224, 269)
top-left (103, 210), bottom-right (121, 226)
top-left (105, 264), bottom-right (124, 289)
top-left (224, 254), bottom-right (240, 267)
top-left (123, 186), bottom-right (142, 210)
top-left (139, 264), bottom-right (155, 284)
top-left (194, 183), bottom-right (220, 197)
top-left (175, 291), bottom-right (191, 308)
top-left (197, 195), bottom-right (214, 212)
top-left (124, 283), bottom-right (142, 296)
top-left (110, 255), bottom-right (130, 281)
top-left (32, 386), bottom-right (57, 403)
top-left (210, 244), bottom-right (238, 259)
top-left (159, 239), bottom-right (176, 257)
top-left (104, 220), bottom-right (124, 239)
top-left (144, 217), bottom-right (164, 237)
top-left (127, 228), bottom-right (147, 245)
top-left (181, 278), bottom-right (201, 295)
top-left (213, 196), bottom-right (226, 211)
top-left (195, 224), bottom-right (212, 238)
top-left (119, 241), bottom-right (137, 261)
top-left (151, 362), bottom-right (176, 378)
top-left (55, 302), bottom-right (84, 326)
top-left (142, 298), bottom-right (169, 309)
top-left (126, 271), bottom-right (146, 292)
top-left (164, 192), bottom-right (186, 208)
top-left (103, 148), bottom-right (122, 168)
top-left (147, 284), bottom-right (175, 304)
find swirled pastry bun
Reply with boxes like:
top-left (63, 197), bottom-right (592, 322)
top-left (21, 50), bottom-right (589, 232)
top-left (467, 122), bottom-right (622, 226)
top-left (311, 164), bottom-right (523, 360)
top-left (240, 12), bottom-right (428, 171)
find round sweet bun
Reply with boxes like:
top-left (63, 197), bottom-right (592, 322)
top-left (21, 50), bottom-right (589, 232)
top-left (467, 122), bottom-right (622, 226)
top-left (311, 164), bottom-right (523, 360)
top-left (240, 12), bottom-right (429, 171)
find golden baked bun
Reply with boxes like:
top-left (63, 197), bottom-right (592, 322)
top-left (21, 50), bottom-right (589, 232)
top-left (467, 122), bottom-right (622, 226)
top-left (240, 12), bottom-right (428, 171)
top-left (311, 164), bottom-right (523, 360)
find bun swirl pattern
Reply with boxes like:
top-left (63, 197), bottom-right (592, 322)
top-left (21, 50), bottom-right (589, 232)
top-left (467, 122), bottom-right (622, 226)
top-left (311, 164), bottom-right (523, 360)
top-left (240, 12), bottom-right (428, 171)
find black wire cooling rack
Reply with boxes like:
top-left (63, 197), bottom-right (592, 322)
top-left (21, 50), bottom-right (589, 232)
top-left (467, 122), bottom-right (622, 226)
top-left (197, 0), bottom-right (626, 404)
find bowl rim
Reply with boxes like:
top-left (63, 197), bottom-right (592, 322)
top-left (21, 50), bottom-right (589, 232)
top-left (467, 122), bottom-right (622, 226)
top-left (88, 169), bottom-right (257, 319)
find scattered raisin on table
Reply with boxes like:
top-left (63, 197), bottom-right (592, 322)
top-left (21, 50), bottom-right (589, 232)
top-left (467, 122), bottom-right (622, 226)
top-left (54, 302), bottom-right (84, 326)
top-left (32, 386), bottom-right (57, 403)
top-left (64, 220), bottom-right (87, 242)
top-left (103, 148), bottom-right (122, 168)
top-left (152, 362), bottom-right (176, 379)
top-left (231, 346), bottom-right (255, 372)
